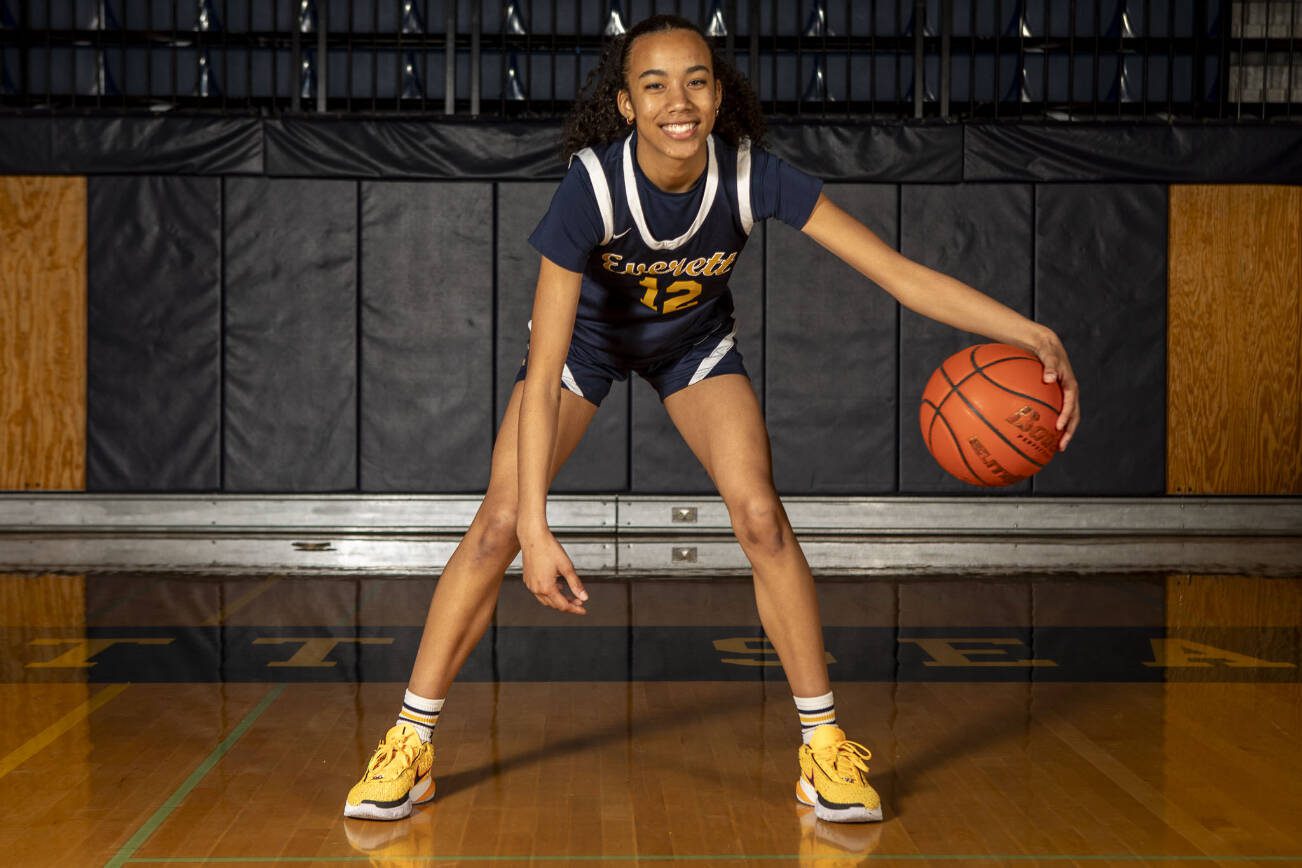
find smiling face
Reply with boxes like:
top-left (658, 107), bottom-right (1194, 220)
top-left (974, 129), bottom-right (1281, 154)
top-left (616, 27), bottom-right (722, 187)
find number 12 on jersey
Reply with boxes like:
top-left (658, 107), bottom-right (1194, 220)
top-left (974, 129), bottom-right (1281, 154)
top-left (638, 277), bottom-right (702, 315)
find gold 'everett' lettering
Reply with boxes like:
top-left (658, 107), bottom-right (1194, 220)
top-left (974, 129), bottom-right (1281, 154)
top-left (601, 251), bottom-right (737, 279)
top-left (899, 637), bottom-right (1057, 667)
top-left (1143, 639), bottom-right (1296, 668)
top-left (26, 637), bottom-right (175, 668)
top-left (713, 636), bottom-right (835, 667)
top-left (254, 637), bottom-right (395, 668)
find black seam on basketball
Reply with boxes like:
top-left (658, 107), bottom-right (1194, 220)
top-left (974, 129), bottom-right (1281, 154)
top-left (932, 403), bottom-right (991, 485)
top-left (974, 367), bottom-right (1063, 415)
top-left (921, 398), bottom-right (943, 448)
top-left (948, 380), bottom-right (1045, 469)
top-left (939, 355), bottom-right (1029, 410)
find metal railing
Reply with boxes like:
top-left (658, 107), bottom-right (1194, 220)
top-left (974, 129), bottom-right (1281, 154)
top-left (0, 1), bottom-right (1297, 121)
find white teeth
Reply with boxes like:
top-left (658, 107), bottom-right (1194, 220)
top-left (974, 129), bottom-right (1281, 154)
top-left (663, 122), bottom-right (696, 134)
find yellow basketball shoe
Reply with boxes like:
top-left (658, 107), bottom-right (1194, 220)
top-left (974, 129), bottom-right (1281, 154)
top-left (795, 724), bottom-right (883, 823)
top-left (344, 724), bottom-right (436, 821)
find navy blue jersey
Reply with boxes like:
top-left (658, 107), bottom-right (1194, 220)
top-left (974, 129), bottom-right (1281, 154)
top-left (529, 131), bottom-right (822, 363)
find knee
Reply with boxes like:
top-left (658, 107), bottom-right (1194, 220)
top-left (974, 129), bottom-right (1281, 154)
top-left (729, 494), bottom-right (789, 560)
top-left (472, 505), bottom-right (519, 562)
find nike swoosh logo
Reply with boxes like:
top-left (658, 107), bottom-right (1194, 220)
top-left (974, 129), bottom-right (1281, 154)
top-left (611, 227), bottom-right (632, 239)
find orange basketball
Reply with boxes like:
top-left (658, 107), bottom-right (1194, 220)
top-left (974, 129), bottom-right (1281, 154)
top-left (919, 343), bottom-right (1063, 487)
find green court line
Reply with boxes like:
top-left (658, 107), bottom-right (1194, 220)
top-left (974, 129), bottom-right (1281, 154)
top-left (104, 684), bottom-right (286, 868)
top-left (122, 854), bottom-right (1302, 864)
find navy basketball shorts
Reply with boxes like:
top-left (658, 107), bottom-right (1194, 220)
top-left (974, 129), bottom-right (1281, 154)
top-left (514, 320), bottom-right (749, 407)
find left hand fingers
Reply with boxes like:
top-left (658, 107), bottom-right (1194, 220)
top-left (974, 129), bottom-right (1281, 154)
top-left (1035, 340), bottom-right (1081, 452)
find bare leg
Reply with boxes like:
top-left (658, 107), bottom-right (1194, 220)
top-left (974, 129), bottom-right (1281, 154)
top-left (406, 381), bottom-right (598, 698)
top-left (663, 374), bottom-right (830, 698)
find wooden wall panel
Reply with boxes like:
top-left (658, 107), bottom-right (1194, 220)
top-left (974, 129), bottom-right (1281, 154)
top-left (1168, 186), bottom-right (1302, 494)
top-left (0, 176), bottom-right (86, 490)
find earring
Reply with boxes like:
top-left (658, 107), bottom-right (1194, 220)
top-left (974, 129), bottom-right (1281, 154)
top-left (625, 115), bottom-right (634, 125)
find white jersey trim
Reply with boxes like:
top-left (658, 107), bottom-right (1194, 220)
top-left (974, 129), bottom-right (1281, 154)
top-left (622, 133), bottom-right (719, 251)
top-left (737, 137), bottom-right (754, 235)
top-left (687, 324), bottom-right (737, 386)
top-left (573, 147), bottom-right (615, 246)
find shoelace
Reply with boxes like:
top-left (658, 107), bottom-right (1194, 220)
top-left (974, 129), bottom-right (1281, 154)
top-left (366, 737), bottom-right (419, 781)
top-left (815, 739), bottom-right (872, 784)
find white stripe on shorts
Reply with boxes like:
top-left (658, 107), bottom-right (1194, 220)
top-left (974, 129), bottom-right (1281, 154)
top-left (561, 364), bottom-right (585, 399)
top-left (687, 326), bottom-right (737, 387)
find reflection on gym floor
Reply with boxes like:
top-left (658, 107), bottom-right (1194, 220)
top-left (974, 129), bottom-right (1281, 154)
top-left (1, 571), bottom-right (1299, 865)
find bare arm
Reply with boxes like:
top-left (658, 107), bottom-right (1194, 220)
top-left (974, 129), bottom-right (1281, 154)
top-left (516, 256), bottom-right (588, 614)
top-left (801, 193), bottom-right (1081, 449)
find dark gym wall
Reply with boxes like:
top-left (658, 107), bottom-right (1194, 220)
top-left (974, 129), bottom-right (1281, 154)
top-left (67, 173), bottom-right (1172, 495)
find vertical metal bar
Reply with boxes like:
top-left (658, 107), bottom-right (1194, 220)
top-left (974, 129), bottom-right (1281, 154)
top-left (14, 0), bottom-right (27, 100)
top-left (1235, 0), bottom-right (1244, 119)
top-left (1171, 0), bottom-right (1182, 115)
top-left (368, 0), bottom-right (376, 111)
top-left (220, 0), bottom-right (229, 111)
top-left (1067, 0), bottom-right (1075, 118)
top-left (1142, 0), bottom-right (1152, 116)
top-left (121, 0), bottom-right (129, 109)
top-left (748, 0), bottom-right (758, 92)
top-left (912, 0), bottom-right (924, 117)
top-left (872, 0), bottom-right (880, 116)
top-left (967, 0), bottom-right (975, 115)
top-left (993, 0), bottom-right (1002, 117)
top-left (1193, 0), bottom-right (1205, 115)
top-left (1261, 0), bottom-right (1271, 116)
top-left (423, 0), bottom-right (431, 112)
top-left (444, 1), bottom-right (455, 114)
top-left (470, 0), bottom-right (480, 115)
top-left (1016, 0), bottom-right (1025, 117)
top-left (170, 0), bottom-right (177, 111)
top-left (769, 0), bottom-right (777, 114)
top-left (844, 0), bottom-right (851, 113)
top-left (894, 0), bottom-right (903, 114)
top-left (246, 0), bottom-right (253, 108)
top-left (1092, 0), bottom-right (1100, 116)
top-left (396, 0), bottom-right (403, 111)
top-left (794, 0), bottom-right (803, 116)
top-left (939, 0), bottom-right (951, 117)
top-left (1043, 0), bottom-right (1052, 116)
top-left (1288, 0), bottom-right (1298, 117)
top-left (344, 0), bottom-right (352, 111)
top-left (290, 0), bottom-right (301, 111)
top-left (548, 0), bottom-right (555, 109)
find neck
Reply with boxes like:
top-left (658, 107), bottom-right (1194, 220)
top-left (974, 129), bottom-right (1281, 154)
top-left (634, 135), bottom-right (708, 193)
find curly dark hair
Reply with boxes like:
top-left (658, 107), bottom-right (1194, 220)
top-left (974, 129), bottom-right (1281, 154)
top-left (561, 14), bottom-right (766, 158)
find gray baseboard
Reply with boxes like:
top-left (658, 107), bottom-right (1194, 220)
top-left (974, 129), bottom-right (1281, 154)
top-left (1, 495), bottom-right (1298, 576)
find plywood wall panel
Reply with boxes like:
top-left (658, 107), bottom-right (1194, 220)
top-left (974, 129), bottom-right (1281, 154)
top-left (1168, 186), bottom-right (1302, 494)
top-left (0, 176), bottom-right (86, 491)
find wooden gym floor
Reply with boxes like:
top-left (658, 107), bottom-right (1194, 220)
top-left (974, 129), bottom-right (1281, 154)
top-left (1, 571), bottom-right (1299, 866)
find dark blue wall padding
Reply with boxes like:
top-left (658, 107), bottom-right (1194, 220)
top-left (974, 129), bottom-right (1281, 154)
top-left (1032, 184), bottom-right (1167, 494)
top-left (360, 181), bottom-right (493, 491)
top-left (87, 176), bottom-right (222, 491)
top-left (899, 183), bottom-right (1035, 494)
top-left (223, 178), bottom-right (358, 492)
top-left (496, 183), bottom-right (629, 492)
top-left (766, 185), bottom-right (900, 494)
top-left (630, 225), bottom-right (767, 494)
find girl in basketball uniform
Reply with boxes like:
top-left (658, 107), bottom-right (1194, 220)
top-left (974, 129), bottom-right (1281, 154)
top-left (345, 14), bottom-right (1080, 824)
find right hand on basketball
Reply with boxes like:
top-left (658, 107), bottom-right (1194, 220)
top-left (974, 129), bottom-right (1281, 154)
top-left (519, 528), bottom-right (589, 615)
top-left (1032, 330), bottom-right (1081, 451)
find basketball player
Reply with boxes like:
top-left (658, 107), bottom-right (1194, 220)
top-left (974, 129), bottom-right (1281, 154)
top-left (345, 14), bottom-right (1080, 824)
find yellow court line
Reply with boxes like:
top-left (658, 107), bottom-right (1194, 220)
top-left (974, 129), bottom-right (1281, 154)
top-left (0, 683), bottom-right (129, 780)
top-left (200, 574), bottom-right (283, 627)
